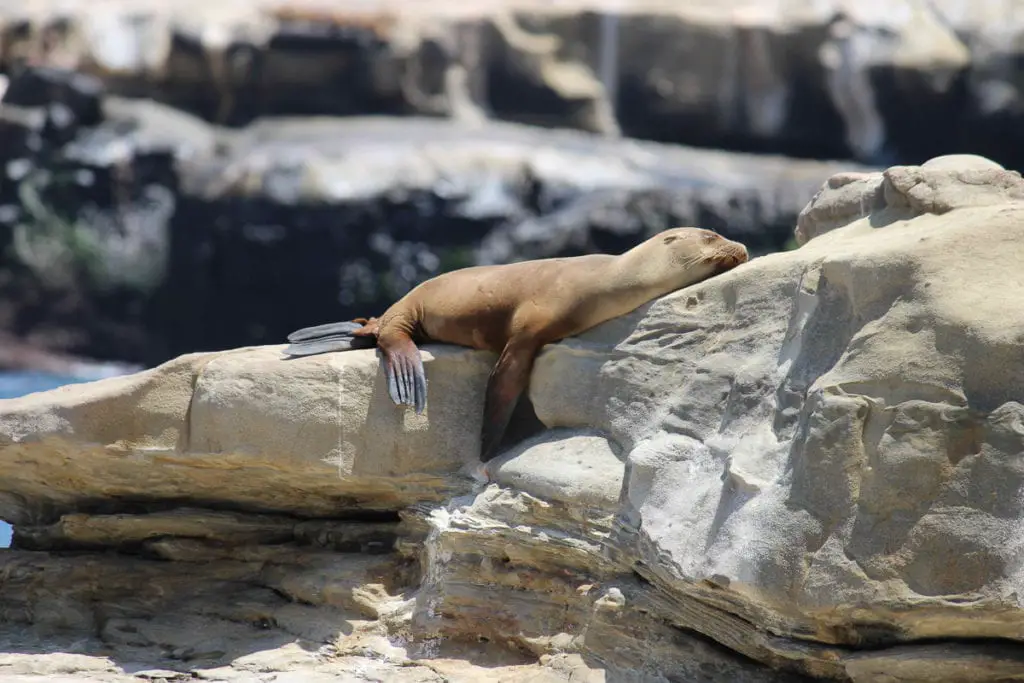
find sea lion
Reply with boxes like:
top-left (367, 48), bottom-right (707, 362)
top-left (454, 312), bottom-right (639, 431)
top-left (284, 227), bottom-right (749, 463)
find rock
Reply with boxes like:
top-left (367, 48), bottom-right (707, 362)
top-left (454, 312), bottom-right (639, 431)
top-left (795, 153), bottom-right (1024, 245)
top-left (489, 429), bottom-right (625, 510)
top-left (4, 0), bottom-right (1024, 169)
top-left (2, 65), bottom-right (104, 143)
top-left (525, 154), bottom-right (1024, 677)
top-left (0, 93), bottom-right (859, 368)
top-left (0, 344), bottom-right (495, 524)
top-left (3, 153), bottom-right (1024, 680)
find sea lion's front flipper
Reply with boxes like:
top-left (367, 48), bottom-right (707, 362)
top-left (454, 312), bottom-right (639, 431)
top-left (480, 337), bottom-right (540, 463)
top-left (284, 318), bottom-right (379, 357)
top-left (378, 333), bottom-right (427, 414)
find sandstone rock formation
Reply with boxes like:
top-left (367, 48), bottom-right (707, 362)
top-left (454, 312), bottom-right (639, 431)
top-left (2, 153), bottom-right (1024, 681)
top-left (3, 0), bottom-right (1022, 167)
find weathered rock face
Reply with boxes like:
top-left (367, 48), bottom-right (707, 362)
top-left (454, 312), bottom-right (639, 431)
top-left (2, 153), bottom-right (1024, 681)
top-left (4, 0), bottom-right (1024, 168)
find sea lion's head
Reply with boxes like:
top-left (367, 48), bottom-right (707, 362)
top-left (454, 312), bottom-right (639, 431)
top-left (655, 226), bottom-right (749, 280)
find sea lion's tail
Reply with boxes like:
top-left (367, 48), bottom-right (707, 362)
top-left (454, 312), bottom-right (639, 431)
top-left (283, 321), bottom-right (378, 357)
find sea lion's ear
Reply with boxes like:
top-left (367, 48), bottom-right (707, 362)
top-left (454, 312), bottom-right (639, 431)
top-left (662, 234), bottom-right (679, 244)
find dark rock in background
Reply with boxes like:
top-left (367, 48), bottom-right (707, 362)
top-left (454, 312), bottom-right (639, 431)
top-left (0, 87), bottom-right (859, 367)
top-left (12, 0), bottom-right (1016, 367)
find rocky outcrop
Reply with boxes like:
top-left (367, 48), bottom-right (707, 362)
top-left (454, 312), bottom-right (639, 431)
top-left (2, 153), bottom-right (1024, 681)
top-left (0, 85), bottom-right (857, 369)
top-left (4, 0), bottom-right (1024, 168)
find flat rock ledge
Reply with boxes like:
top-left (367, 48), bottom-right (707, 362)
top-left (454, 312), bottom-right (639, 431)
top-left (2, 154), bottom-right (1024, 681)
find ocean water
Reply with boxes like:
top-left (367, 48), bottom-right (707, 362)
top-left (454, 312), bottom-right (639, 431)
top-left (0, 371), bottom-right (102, 548)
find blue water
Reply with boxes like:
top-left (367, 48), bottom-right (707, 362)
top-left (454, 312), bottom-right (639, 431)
top-left (0, 371), bottom-right (105, 548)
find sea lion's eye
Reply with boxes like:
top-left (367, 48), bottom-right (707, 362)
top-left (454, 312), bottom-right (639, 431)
top-left (663, 235), bottom-right (678, 244)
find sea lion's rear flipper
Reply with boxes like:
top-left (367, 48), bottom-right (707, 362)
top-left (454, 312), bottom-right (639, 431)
top-left (378, 333), bottom-right (427, 414)
top-left (284, 318), bottom-right (379, 357)
top-left (480, 337), bottom-right (540, 463)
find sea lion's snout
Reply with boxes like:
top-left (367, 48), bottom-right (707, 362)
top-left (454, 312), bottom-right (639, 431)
top-left (704, 239), bottom-right (748, 271)
top-left (658, 227), bottom-right (748, 276)
top-left (724, 242), bottom-right (749, 267)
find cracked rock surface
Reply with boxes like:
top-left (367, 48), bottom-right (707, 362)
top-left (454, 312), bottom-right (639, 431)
top-left (2, 154), bottom-right (1024, 681)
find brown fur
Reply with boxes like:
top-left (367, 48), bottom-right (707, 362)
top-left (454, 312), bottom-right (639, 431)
top-left (285, 227), bottom-right (749, 462)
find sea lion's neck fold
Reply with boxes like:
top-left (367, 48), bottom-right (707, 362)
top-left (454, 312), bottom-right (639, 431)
top-left (604, 250), bottom-right (676, 307)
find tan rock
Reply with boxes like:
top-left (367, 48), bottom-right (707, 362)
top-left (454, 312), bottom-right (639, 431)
top-left (3, 153), bottom-right (1024, 680)
top-left (795, 153), bottom-right (1024, 245)
top-left (0, 344), bottom-right (495, 525)
top-left (489, 429), bottom-right (625, 510)
top-left (526, 152), bottom-right (1024, 676)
